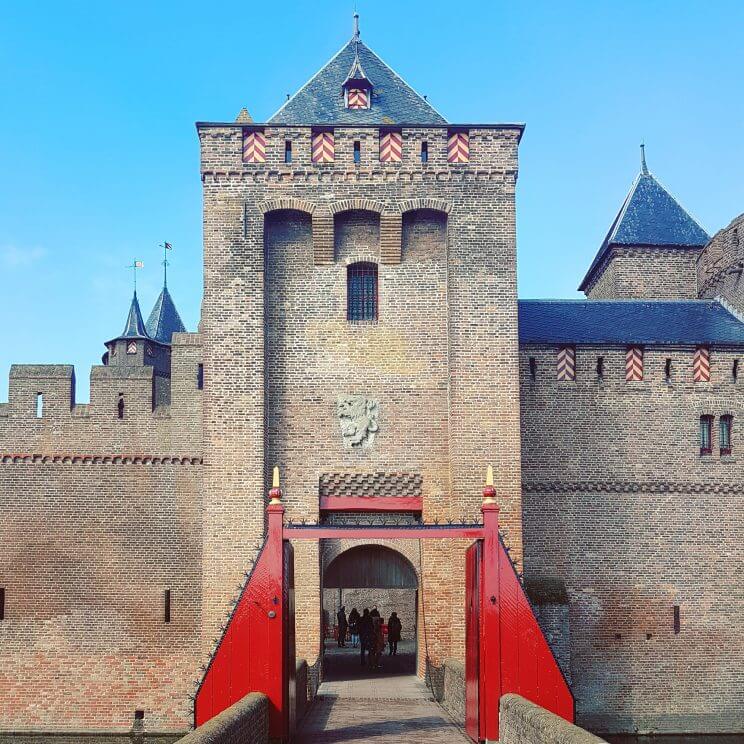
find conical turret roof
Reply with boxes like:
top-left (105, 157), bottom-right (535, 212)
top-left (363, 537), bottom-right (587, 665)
top-left (579, 154), bottom-right (709, 291)
top-left (120, 292), bottom-right (149, 339)
top-left (146, 285), bottom-right (186, 344)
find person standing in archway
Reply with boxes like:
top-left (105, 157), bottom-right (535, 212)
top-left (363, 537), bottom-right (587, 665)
top-left (358, 608), bottom-right (373, 665)
top-left (337, 606), bottom-right (348, 647)
top-left (348, 607), bottom-right (360, 647)
top-left (387, 612), bottom-right (402, 656)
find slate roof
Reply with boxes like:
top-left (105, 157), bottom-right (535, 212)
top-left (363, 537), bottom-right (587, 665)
top-left (518, 300), bottom-right (744, 346)
top-left (269, 38), bottom-right (447, 126)
top-left (579, 170), bottom-right (710, 291)
top-left (119, 292), bottom-right (149, 339)
top-left (146, 286), bottom-right (186, 344)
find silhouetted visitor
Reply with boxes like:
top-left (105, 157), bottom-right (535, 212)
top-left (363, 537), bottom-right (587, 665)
top-left (387, 612), bottom-right (402, 655)
top-left (369, 615), bottom-right (384, 670)
top-left (370, 606), bottom-right (380, 618)
top-left (348, 607), bottom-right (360, 647)
top-left (337, 606), bottom-right (348, 647)
top-left (358, 608), bottom-right (373, 665)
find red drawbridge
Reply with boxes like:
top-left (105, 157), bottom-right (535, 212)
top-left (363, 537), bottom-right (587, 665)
top-left (194, 474), bottom-right (573, 742)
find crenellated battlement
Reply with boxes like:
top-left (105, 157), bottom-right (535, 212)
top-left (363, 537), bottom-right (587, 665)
top-left (0, 332), bottom-right (203, 455)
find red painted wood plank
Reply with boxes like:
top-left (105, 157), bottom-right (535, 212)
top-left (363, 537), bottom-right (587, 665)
top-left (319, 495), bottom-right (423, 512)
top-left (284, 526), bottom-right (485, 540)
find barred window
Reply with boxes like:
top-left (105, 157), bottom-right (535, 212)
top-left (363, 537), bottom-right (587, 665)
top-left (347, 262), bottom-right (378, 322)
top-left (720, 415), bottom-right (733, 456)
top-left (700, 415), bottom-right (713, 455)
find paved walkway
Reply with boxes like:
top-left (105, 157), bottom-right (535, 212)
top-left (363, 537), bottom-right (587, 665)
top-left (296, 641), bottom-right (470, 743)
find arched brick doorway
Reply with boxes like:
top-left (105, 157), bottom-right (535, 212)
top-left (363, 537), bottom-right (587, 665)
top-left (322, 544), bottom-right (419, 679)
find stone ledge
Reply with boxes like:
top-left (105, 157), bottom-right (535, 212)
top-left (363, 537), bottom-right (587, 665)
top-left (500, 694), bottom-right (606, 744)
top-left (176, 692), bottom-right (268, 744)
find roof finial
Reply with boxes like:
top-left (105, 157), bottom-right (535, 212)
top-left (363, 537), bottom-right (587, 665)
top-left (160, 242), bottom-right (172, 288)
top-left (640, 142), bottom-right (649, 175)
top-left (353, 12), bottom-right (360, 41)
top-left (127, 259), bottom-right (144, 295)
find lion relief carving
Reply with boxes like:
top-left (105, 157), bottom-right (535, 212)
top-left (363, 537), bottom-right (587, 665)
top-left (336, 395), bottom-right (379, 449)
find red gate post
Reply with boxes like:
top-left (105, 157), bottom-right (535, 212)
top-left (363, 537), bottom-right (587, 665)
top-left (480, 466), bottom-right (502, 743)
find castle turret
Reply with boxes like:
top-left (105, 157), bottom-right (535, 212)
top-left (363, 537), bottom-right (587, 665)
top-left (579, 146), bottom-right (709, 299)
top-left (146, 284), bottom-right (186, 344)
top-left (103, 290), bottom-right (173, 405)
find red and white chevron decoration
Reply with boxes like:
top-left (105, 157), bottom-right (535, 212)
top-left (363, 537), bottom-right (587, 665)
top-left (347, 88), bottom-right (368, 109)
top-left (556, 346), bottom-right (576, 381)
top-left (380, 131), bottom-right (402, 163)
top-left (312, 131), bottom-right (335, 163)
top-left (242, 130), bottom-right (266, 163)
top-left (447, 131), bottom-right (469, 163)
top-left (693, 346), bottom-right (711, 382)
top-left (625, 346), bottom-right (644, 381)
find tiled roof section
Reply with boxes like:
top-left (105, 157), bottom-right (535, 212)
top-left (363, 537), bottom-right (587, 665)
top-left (579, 172), bottom-right (710, 291)
top-left (120, 292), bottom-right (149, 339)
top-left (319, 472), bottom-right (423, 498)
top-left (146, 286), bottom-right (186, 344)
top-left (269, 39), bottom-right (447, 125)
top-left (518, 300), bottom-right (744, 345)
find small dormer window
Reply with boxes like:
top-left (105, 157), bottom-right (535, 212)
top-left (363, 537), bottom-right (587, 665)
top-left (127, 341), bottom-right (137, 355)
top-left (347, 87), bottom-right (369, 109)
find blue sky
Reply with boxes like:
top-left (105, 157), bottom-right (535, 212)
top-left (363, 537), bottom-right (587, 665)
top-left (1, 1), bottom-right (743, 400)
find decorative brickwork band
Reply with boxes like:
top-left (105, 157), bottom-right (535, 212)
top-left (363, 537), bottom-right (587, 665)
top-left (347, 88), bottom-right (369, 109)
top-left (380, 131), bottom-right (403, 163)
top-left (399, 198), bottom-right (453, 215)
top-left (693, 346), bottom-right (711, 382)
top-left (0, 453), bottom-right (202, 465)
top-left (311, 130), bottom-right (334, 163)
top-left (625, 346), bottom-right (644, 381)
top-left (523, 480), bottom-right (744, 494)
top-left (380, 212), bottom-right (403, 264)
top-left (319, 471), bottom-right (423, 498)
top-left (447, 130), bottom-right (470, 163)
top-left (242, 130), bottom-right (266, 163)
top-left (312, 209), bottom-right (334, 264)
top-left (556, 346), bottom-right (576, 381)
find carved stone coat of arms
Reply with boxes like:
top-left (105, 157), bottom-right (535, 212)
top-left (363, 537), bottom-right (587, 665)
top-left (336, 395), bottom-right (379, 448)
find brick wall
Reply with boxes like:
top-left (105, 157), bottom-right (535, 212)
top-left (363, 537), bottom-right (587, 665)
top-left (200, 122), bottom-right (522, 683)
top-left (0, 462), bottom-right (202, 733)
top-left (698, 212), bottom-right (744, 313)
top-left (584, 247), bottom-right (700, 299)
top-left (175, 693), bottom-right (268, 744)
top-left (520, 343), bottom-right (744, 733)
top-left (500, 694), bottom-right (606, 744)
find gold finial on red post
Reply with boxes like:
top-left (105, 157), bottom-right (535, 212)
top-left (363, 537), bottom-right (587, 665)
top-left (269, 466), bottom-right (282, 504)
top-left (483, 464), bottom-right (496, 504)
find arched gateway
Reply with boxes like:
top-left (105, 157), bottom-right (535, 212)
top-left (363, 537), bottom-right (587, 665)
top-left (194, 474), bottom-right (573, 743)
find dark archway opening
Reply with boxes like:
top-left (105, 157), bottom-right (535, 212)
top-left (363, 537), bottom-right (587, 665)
top-left (322, 544), bottom-right (418, 681)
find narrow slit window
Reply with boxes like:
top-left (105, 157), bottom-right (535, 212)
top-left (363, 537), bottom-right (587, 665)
top-left (284, 140), bottom-right (292, 164)
top-left (596, 357), bottom-right (604, 380)
top-left (665, 358), bottom-right (672, 383)
top-left (733, 359), bottom-right (739, 382)
top-left (0, 587), bottom-right (4, 620)
top-left (699, 415), bottom-right (713, 455)
top-left (164, 589), bottom-right (171, 623)
top-left (117, 394), bottom-right (125, 420)
top-left (197, 364), bottom-right (204, 390)
top-left (353, 140), bottom-right (361, 164)
top-left (720, 415), bottom-right (733, 455)
top-left (421, 141), bottom-right (428, 163)
top-left (673, 605), bottom-right (681, 634)
top-left (347, 262), bottom-right (378, 322)
top-left (36, 393), bottom-right (43, 418)
top-left (528, 357), bottom-right (537, 380)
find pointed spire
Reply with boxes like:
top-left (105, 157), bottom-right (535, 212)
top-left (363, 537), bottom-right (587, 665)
top-left (640, 143), bottom-right (649, 176)
top-left (146, 286), bottom-right (186, 344)
top-left (121, 292), bottom-right (148, 338)
top-left (235, 107), bottom-right (253, 124)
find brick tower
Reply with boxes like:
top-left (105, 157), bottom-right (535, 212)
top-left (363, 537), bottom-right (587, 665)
top-left (197, 18), bottom-right (524, 685)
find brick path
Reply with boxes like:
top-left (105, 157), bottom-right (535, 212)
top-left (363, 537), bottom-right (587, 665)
top-left (296, 642), bottom-right (470, 743)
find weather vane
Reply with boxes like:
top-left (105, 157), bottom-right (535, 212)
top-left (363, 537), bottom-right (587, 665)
top-left (126, 259), bottom-right (144, 293)
top-left (159, 241), bottom-right (172, 286)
